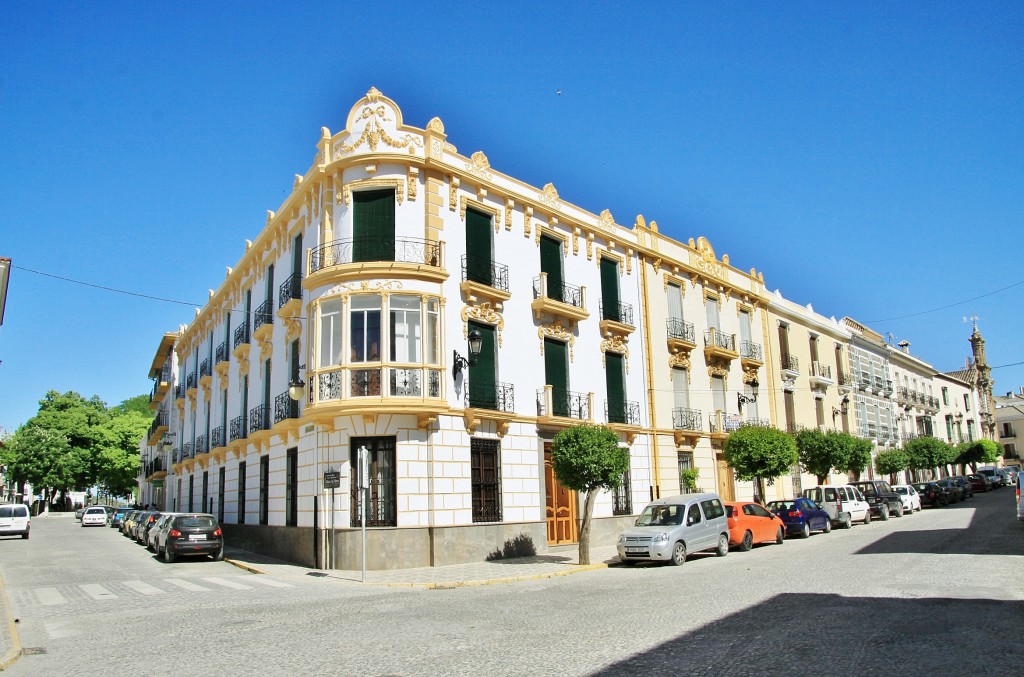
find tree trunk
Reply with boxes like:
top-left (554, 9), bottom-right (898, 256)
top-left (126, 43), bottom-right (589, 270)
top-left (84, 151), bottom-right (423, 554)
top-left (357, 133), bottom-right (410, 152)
top-left (816, 474), bottom-right (827, 486)
top-left (753, 477), bottom-right (766, 504)
top-left (578, 489), bottom-right (598, 565)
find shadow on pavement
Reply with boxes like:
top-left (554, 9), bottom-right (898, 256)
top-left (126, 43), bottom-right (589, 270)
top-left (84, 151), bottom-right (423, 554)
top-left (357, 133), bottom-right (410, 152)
top-left (589, 593), bottom-right (1024, 676)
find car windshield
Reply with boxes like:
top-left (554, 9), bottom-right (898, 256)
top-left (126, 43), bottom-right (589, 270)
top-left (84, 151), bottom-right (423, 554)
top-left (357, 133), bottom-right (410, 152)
top-left (175, 516), bottom-right (217, 529)
top-left (895, 487), bottom-right (908, 495)
top-left (636, 505), bottom-right (684, 526)
top-left (767, 501), bottom-right (796, 511)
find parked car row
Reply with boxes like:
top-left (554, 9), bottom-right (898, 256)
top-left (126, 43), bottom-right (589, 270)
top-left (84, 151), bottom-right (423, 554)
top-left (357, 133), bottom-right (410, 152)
top-left (614, 476), bottom-right (990, 566)
top-left (102, 508), bottom-right (225, 563)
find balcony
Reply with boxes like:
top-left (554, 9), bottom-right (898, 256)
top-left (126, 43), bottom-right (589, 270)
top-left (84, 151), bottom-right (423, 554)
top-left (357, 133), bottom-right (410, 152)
top-left (709, 411), bottom-right (742, 438)
top-left (780, 353), bottom-right (800, 379)
top-left (598, 299), bottom-right (635, 338)
top-left (147, 411), bottom-right (168, 446)
top-left (174, 383), bottom-right (185, 400)
top-left (194, 435), bottom-right (208, 457)
top-left (704, 328), bottom-right (739, 364)
top-left (149, 365), bottom-right (172, 410)
top-left (199, 358), bottom-right (212, 380)
top-left (1001, 426), bottom-right (1017, 439)
top-left (531, 274), bottom-right (589, 326)
top-left (253, 300), bottom-right (274, 343)
top-left (666, 318), bottom-right (697, 354)
top-left (467, 381), bottom-right (515, 412)
top-left (739, 341), bottom-right (764, 370)
top-left (307, 236), bottom-right (447, 286)
top-left (278, 271), bottom-right (302, 312)
top-left (274, 391), bottom-right (298, 424)
top-left (233, 321), bottom-right (250, 350)
top-left (672, 406), bottom-right (703, 446)
top-left (838, 371), bottom-right (856, 392)
top-left (249, 404), bottom-right (270, 434)
top-left (536, 387), bottom-right (590, 421)
top-left (186, 371), bottom-right (197, 390)
top-left (210, 426), bottom-right (225, 450)
top-left (606, 399), bottom-right (641, 426)
top-left (460, 254), bottom-right (511, 305)
top-left (182, 442), bottom-right (193, 460)
top-left (229, 415), bottom-right (246, 443)
top-left (808, 361), bottom-right (834, 389)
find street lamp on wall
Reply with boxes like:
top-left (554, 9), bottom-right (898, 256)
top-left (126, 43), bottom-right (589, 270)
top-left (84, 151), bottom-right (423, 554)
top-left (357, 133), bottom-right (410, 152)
top-left (736, 378), bottom-right (759, 414)
top-left (832, 395), bottom-right (850, 419)
top-left (452, 330), bottom-right (484, 379)
top-left (288, 364), bottom-right (307, 402)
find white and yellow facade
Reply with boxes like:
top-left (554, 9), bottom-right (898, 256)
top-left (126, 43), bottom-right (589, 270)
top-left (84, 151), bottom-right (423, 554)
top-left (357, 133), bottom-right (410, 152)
top-left (137, 88), bottom-right (996, 569)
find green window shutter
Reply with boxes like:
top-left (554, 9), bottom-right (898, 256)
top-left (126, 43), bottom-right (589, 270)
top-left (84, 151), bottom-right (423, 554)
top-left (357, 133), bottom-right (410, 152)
top-left (466, 208), bottom-right (493, 286)
top-left (600, 258), bottom-right (620, 321)
top-left (353, 189), bottom-right (395, 262)
top-left (539, 236), bottom-right (563, 303)
top-left (605, 352), bottom-right (626, 423)
top-left (544, 338), bottom-right (569, 417)
top-left (468, 322), bottom-right (496, 408)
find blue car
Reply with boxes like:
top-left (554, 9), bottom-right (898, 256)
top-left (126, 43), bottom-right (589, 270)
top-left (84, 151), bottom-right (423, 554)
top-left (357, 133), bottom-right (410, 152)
top-left (766, 497), bottom-right (831, 539)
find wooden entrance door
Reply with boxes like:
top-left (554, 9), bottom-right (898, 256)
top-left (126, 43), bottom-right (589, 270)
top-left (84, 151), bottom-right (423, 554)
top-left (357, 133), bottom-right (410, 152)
top-left (716, 453), bottom-right (735, 501)
top-left (544, 446), bottom-right (578, 544)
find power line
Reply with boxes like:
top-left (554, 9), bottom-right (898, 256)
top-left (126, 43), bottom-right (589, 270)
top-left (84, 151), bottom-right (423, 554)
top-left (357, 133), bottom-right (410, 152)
top-left (865, 279), bottom-right (1024, 323)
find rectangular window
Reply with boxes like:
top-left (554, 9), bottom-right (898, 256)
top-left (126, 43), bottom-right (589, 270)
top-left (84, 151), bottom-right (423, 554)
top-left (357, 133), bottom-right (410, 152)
top-left (465, 208), bottom-right (494, 286)
top-left (815, 398), bottom-right (825, 428)
top-left (350, 437), bottom-right (397, 527)
top-left (286, 447), bottom-right (298, 527)
top-left (425, 299), bottom-right (439, 365)
top-left (202, 471), bottom-right (209, 514)
top-left (672, 368), bottom-right (689, 411)
top-left (678, 452), bottom-right (694, 494)
top-left (605, 352), bottom-right (627, 423)
top-left (353, 189), bottom-right (395, 262)
top-left (237, 461), bottom-right (247, 524)
top-left (964, 394), bottom-right (971, 412)
top-left (784, 391), bottom-right (797, 434)
top-left (544, 338), bottom-right (570, 417)
top-left (942, 387), bottom-right (949, 405)
top-left (350, 295), bottom-right (382, 362)
top-left (739, 309), bottom-right (752, 344)
top-left (539, 235), bottom-right (564, 302)
top-left (600, 257), bottom-right (620, 322)
top-left (218, 467), bottom-right (225, 523)
top-left (389, 295), bottom-right (422, 363)
top-left (667, 283), bottom-right (683, 321)
top-left (188, 476), bottom-right (194, 512)
top-left (468, 321), bottom-right (498, 409)
top-left (259, 455), bottom-right (270, 526)
top-left (612, 467), bottom-right (632, 516)
top-left (318, 297), bottom-right (344, 367)
top-left (705, 295), bottom-right (720, 331)
top-left (471, 438), bottom-right (502, 522)
top-left (967, 420), bottom-right (976, 442)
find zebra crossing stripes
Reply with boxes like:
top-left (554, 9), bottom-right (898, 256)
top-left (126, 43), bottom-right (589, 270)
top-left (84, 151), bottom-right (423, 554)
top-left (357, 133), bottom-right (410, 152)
top-left (123, 580), bottom-right (165, 595)
top-left (246, 576), bottom-right (294, 588)
top-left (164, 578), bottom-right (212, 592)
top-left (202, 576), bottom-right (252, 590)
top-left (28, 576), bottom-right (294, 607)
top-left (80, 583), bottom-right (118, 600)
top-left (35, 588), bottom-right (67, 606)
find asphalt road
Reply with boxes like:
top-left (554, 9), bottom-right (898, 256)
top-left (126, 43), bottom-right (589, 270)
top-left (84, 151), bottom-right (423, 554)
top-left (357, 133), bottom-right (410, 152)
top-left (2, 489), bottom-right (1023, 676)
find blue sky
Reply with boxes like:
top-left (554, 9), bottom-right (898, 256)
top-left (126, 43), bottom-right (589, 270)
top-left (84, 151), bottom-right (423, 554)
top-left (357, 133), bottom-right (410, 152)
top-left (1, 2), bottom-right (1022, 433)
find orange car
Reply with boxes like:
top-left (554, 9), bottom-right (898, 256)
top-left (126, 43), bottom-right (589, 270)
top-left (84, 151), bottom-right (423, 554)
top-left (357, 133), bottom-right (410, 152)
top-left (724, 501), bottom-right (786, 551)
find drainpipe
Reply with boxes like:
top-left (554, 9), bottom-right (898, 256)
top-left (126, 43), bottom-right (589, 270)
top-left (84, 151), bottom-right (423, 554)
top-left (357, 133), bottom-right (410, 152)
top-left (639, 255), bottom-right (661, 497)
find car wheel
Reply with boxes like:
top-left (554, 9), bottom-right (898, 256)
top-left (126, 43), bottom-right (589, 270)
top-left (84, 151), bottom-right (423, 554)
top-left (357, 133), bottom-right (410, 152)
top-left (740, 530), bottom-right (754, 552)
top-left (823, 518), bottom-right (832, 533)
top-left (716, 534), bottom-right (729, 557)
top-left (879, 504), bottom-right (890, 521)
top-left (842, 515), bottom-right (853, 529)
top-left (800, 522), bottom-right (810, 538)
top-left (669, 541), bottom-right (687, 566)
top-left (776, 526), bottom-right (785, 544)
top-left (864, 510), bottom-right (872, 525)
top-left (22, 532), bottom-right (29, 540)
top-left (163, 546), bottom-right (175, 563)
top-left (894, 503), bottom-right (904, 518)
top-left (213, 547), bottom-right (225, 562)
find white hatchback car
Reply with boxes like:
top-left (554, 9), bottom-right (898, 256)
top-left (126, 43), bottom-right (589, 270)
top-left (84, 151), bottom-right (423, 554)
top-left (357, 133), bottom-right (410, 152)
top-left (81, 506), bottom-right (108, 527)
top-left (893, 485), bottom-right (922, 513)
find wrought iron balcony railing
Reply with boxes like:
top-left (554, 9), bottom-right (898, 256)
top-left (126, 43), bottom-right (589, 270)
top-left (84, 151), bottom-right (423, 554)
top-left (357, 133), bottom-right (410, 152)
top-left (388, 368), bottom-right (442, 398)
top-left (532, 276), bottom-right (584, 308)
top-left (536, 388), bottom-right (589, 419)
top-left (666, 318), bottom-right (696, 343)
top-left (147, 411), bottom-right (167, 440)
top-left (194, 435), bottom-right (207, 456)
top-left (233, 321), bottom-right (250, 348)
top-left (811, 362), bottom-right (832, 379)
top-left (199, 358), bottom-right (211, 379)
top-left (254, 300), bottom-right (274, 332)
top-left (249, 404), bottom-right (270, 433)
top-left (606, 400), bottom-right (640, 426)
top-left (672, 407), bottom-right (703, 431)
top-left (705, 328), bottom-right (736, 352)
top-left (278, 272), bottom-right (302, 309)
top-left (467, 381), bottom-right (515, 412)
top-left (839, 371), bottom-right (855, 386)
top-left (186, 371), bottom-right (197, 390)
top-left (740, 341), bottom-right (763, 362)
top-left (210, 426), bottom-right (225, 450)
top-left (780, 353), bottom-right (799, 372)
top-left (310, 236), bottom-right (442, 272)
top-left (461, 254), bottom-right (510, 293)
top-left (229, 415), bottom-right (246, 442)
top-left (174, 384), bottom-right (185, 400)
top-left (274, 391), bottom-right (298, 424)
top-left (600, 299), bottom-right (634, 326)
top-left (350, 369), bottom-right (383, 397)
top-left (182, 442), bottom-right (193, 460)
top-left (215, 341), bottom-right (229, 364)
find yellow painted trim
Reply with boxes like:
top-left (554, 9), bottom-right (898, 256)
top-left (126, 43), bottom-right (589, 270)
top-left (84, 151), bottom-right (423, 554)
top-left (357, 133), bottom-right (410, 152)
top-left (639, 256), bottom-right (662, 493)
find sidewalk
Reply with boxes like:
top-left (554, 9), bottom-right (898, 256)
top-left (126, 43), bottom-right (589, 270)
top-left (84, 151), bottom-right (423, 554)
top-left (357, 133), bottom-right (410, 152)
top-left (224, 543), bottom-right (624, 588)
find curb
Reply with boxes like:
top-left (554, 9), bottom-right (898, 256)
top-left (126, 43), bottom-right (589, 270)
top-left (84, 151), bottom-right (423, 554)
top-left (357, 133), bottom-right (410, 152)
top-left (0, 574), bottom-right (21, 671)
top-left (224, 558), bottom-right (269, 576)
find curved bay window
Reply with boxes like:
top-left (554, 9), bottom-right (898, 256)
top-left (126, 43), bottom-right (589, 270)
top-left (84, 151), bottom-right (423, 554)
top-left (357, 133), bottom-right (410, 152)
top-left (312, 293), bottom-right (442, 403)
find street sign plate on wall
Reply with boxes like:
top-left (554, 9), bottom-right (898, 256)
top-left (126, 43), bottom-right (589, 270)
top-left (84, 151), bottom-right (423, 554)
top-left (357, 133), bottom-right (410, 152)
top-left (323, 471), bottom-right (341, 489)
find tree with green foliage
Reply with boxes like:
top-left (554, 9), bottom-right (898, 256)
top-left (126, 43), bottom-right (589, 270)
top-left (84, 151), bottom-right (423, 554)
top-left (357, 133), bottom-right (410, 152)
top-left (904, 436), bottom-right (955, 479)
top-left (96, 409), bottom-right (152, 498)
top-left (111, 394), bottom-right (153, 417)
top-left (955, 438), bottom-right (1001, 473)
top-left (795, 428), bottom-right (849, 484)
top-left (839, 435), bottom-right (874, 481)
top-left (723, 425), bottom-right (798, 504)
top-left (550, 424), bottom-right (631, 565)
top-left (875, 448), bottom-right (910, 484)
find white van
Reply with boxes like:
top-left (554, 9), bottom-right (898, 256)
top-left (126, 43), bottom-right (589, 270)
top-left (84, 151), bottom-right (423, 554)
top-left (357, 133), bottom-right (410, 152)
top-left (0, 503), bottom-right (31, 539)
top-left (802, 485), bottom-right (871, 528)
top-left (617, 492), bottom-right (730, 565)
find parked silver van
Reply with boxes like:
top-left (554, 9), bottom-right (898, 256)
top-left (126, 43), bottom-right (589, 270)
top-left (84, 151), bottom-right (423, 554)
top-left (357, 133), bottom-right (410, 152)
top-left (0, 503), bottom-right (31, 539)
top-left (617, 492), bottom-right (729, 566)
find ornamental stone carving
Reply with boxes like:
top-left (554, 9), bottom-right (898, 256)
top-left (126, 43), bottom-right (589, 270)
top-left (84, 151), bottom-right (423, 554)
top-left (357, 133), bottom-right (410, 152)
top-left (538, 322), bottom-right (575, 361)
top-left (461, 302), bottom-right (504, 346)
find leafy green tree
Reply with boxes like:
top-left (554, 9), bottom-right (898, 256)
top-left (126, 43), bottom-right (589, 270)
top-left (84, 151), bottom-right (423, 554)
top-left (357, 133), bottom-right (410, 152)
top-left (795, 428), bottom-right (849, 484)
top-left (904, 436), bottom-right (955, 479)
top-left (875, 448), bottom-right (909, 484)
top-left (836, 433), bottom-right (873, 481)
top-left (550, 424), bottom-right (631, 565)
top-left (96, 409), bottom-right (151, 498)
top-left (111, 394), bottom-right (154, 418)
top-left (723, 425), bottom-right (798, 503)
top-left (955, 438), bottom-right (1001, 473)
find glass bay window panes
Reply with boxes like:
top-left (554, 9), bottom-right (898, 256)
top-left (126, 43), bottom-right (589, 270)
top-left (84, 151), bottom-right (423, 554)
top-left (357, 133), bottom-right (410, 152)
top-left (319, 298), bottom-right (344, 367)
top-left (390, 295), bottom-right (421, 363)
top-left (425, 299), bottom-right (439, 364)
top-left (351, 295), bottom-right (382, 362)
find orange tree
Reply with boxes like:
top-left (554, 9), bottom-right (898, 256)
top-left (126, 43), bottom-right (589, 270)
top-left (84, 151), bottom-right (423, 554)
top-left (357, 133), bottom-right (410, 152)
top-left (722, 425), bottom-right (798, 504)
